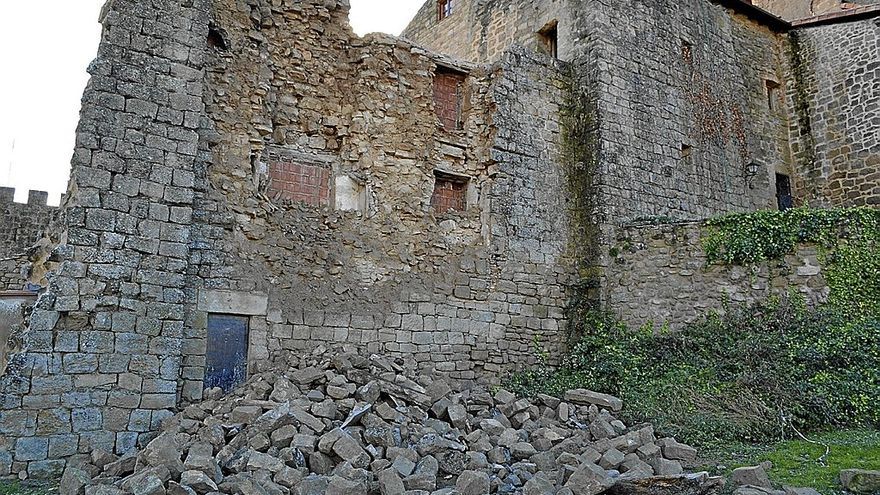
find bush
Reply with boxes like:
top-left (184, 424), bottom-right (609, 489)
top-left (506, 296), bottom-right (880, 447)
top-left (703, 207), bottom-right (879, 317)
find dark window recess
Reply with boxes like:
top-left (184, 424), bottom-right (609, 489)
top-left (539, 21), bottom-right (559, 59)
top-left (682, 39), bottom-right (693, 64)
top-left (433, 68), bottom-right (467, 131)
top-left (432, 173), bottom-right (468, 213)
top-left (680, 144), bottom-right (693, 169)
top-left (680, 144), bottom-right (692, 159)
top-left (208, 25), bottom-right (228, 51)
top-left (438, 0), bottom-right (454, 20)
top-left (766, 79), bottom-right (781, 111)
top-left (204, 314), bottom-right (249, 393)
top-left (776, 173), bottom-right (793, 211)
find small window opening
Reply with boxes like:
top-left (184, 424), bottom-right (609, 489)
top-left (765, 79), bottom-right (781, 111)
top-left (682, 39), bottom-right (693, 64)
top-left (680, 143), bottom-right (693, 169)
top-left (776, 173), bottom-right (793, 211)
top-left (438, 0), bottom-right (454, 21)
top-left (539, 21), bottom-right (559, 59)
top-left (431, 172), bottom-right (469, 214)
top-left (208, 25), bottom-right (228, 51)
top-left (433, 67), bottom-right (468, 131)
top-left (680, 144), bottom-right (692, 159)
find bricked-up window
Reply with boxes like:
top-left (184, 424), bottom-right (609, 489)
top-left (434, 67), bottom-right (467, 131)
top-left (431, 173), bottom-right (468, 214)
top-left (539, 21), bottom-right (559, 59)
top-left (267, 160), bottom-right (331, 206)
top-left (765, 79), bottom-right (781, 111)
top-left (438, 0), bottom-right (454, 20)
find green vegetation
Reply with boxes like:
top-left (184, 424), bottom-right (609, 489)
top-left (0, 481), bottom-right (54, 495)
top-left (703, 207), bottom-right (879, 316)
top-left (509, 208), bottom-right (880, 451)
top-left (508, 298), bottom-right (880, 447)
top-left (705, 430), bottom-right (880, 494)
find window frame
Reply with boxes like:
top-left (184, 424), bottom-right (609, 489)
top-left (438, 0), bottom-right (454, 21)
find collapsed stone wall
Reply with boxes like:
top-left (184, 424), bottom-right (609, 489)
top-left (602, 222), bottom-right (829, 330)
top-left (787, 16), bottom-right (880, 207)
top-left (196, 0), bottom-right (572, 382)
top-left (0, 0), bottom-right (575, 479)
top-left (0, 188), bottom-right (57, 291)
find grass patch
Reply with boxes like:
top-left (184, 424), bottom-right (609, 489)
top-left (702, 429), bottom-right (880, 494)
top-left (0, 481), bottom-right (55, 495)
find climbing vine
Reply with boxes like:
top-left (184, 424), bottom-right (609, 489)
top-left (703, 207), bottom-right (880, 317)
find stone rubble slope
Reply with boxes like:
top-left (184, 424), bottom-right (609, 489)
top-left (61, 346), bottom-right (722, 495)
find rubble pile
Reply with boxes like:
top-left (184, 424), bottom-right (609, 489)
top-left (63, 346), bottom-right (722, 495)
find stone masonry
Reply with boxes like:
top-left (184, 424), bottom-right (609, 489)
top-left (0, 0), bottom-right (209, 478)
top-left (406, 0), bottom-right (878, 305)
top-left (0, 0), bottom-right (877, 479)
top-left (602, 222), bottom-right (830, 330)
top-left (0, 0), bottom-right (573, 478)
top-left (753, 0), bottom-right (880, 21)
top-left (787, 14), bottom-right (880, 207)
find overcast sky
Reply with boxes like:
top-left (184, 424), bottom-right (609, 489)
top-left (0, 0), bottom-right (423, 205)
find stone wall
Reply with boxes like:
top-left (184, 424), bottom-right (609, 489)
top-left (575, 0), bottom-right (791, 224)
top-left (0, 0), bottom-right (209, 478)
top-left (408, 0), bottom-right (795, 223)
top-left (0, 188), bottom-right (57, 291)
top-left (0, 0), bottom-right (575, 478)
top-left (403, 0), bottom-right (574, 63)
top-left (787, 16), bottom-right (880, 207)
top-left (196, 0), bottom-right (573, 384)
top-left (0, 0), bottom-right (875, 479)
top-left (602, 222), bottom-right (829, 329)
top-left (754, 0), bottom-right (880, 20)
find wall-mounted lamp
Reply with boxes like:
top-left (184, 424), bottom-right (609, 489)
top-left (744, 160), bottom-right (761, 188)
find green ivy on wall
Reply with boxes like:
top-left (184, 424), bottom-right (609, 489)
top-left (702, 207), bottom-right (880, 317)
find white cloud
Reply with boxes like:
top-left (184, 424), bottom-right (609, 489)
top-left (0, 0), bottom-right (424, 205)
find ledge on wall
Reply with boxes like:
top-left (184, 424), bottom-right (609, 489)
top-left (791, 4), bottom-right (880, 27)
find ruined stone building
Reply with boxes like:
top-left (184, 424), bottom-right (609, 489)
top-left (0, 0), bottom-right (877, 478)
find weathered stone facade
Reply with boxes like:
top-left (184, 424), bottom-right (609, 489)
top-left (754, 0), bottom-right (880, 21)
top-left (603, 222), bottom-right (829, 329)
top-left (0, 0), bottom-right (877, 479)
top-left (406, 0), bottom-right (878, 322)
top-left (404, 0), bottom-right (573, 63)
top-left (0, 0), bottom-right (574, 478)
top-left (787, 15), bottom-right (880, 207)
top-left (0, 0), bottom-right (210, 478)
top-left (405, 0), bottom-right (880, 214)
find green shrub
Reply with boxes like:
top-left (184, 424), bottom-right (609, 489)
top-left (703, 207), bottom-right (880, 317)
top-left (507, 296), bottom-right (880, 447)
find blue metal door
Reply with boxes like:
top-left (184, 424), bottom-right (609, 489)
top-left (204, 314), bottom-right (249, 392)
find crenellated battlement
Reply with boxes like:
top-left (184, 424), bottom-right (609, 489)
top-left (0, 186), bottom-right (57, 264)
top-left (0, 186), bottom-right (63, 207)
